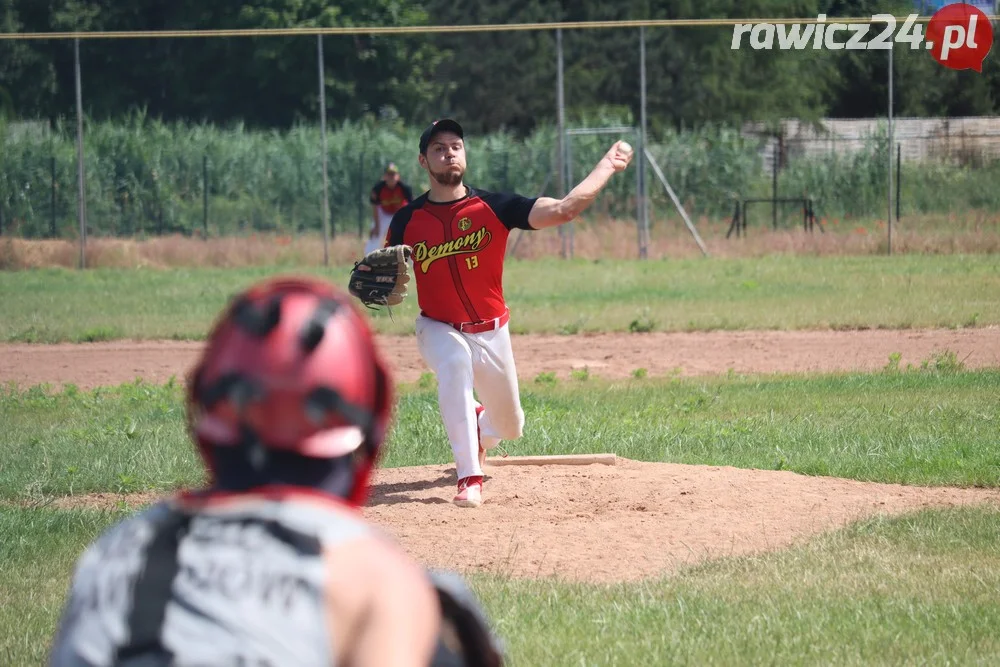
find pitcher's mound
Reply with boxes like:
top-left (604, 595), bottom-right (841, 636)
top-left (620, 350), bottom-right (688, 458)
top-left (364, 459), bottom-right (1000, 583)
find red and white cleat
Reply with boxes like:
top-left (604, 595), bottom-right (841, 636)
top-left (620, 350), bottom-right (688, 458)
top-left (453, 475), bottom-right (483, 508)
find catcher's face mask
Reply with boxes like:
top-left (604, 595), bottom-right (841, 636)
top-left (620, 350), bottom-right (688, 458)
top-left (187, 277), bottom-right (393, 506)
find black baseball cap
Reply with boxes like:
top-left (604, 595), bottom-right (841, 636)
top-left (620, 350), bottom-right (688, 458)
top-left (419, 118), bottom-right (464, 154)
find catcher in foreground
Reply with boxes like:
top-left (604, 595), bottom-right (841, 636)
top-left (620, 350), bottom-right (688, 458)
top-left (49, 277), bottom-right (503, 667)
top-left (350, 243), bottom-right (414, 309)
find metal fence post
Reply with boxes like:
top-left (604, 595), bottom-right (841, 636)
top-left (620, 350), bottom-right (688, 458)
top-left (635, 130), bottom-right (641, 248)
top-left (772, 132), bottom-right (779, 230)
top-left (155, 179), bottom-right (163, 236)
top-left (202, 154), bottom-right (209, 238)
top-left (74, 37), bottom-right (87, 268)
top-left (556, 27), bottom-right (567, 259)
top-left (358, 151), bottom-right (365, 237)
top-left (638, 26), bottom-right (648, 259)
top-left (896, 142), bottom-right (901, 221)
top-left (50, 156), bottom-right (57, 238)
top-left (566, 136), bottom-right (573, 258)
top-left (887, 43), bottom-right (894, 256)
top-left (318, 34), bottom-right (331, 265)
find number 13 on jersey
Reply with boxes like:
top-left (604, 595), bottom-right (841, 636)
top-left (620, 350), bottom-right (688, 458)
top-left (465, 255), bottom-right (479, 270)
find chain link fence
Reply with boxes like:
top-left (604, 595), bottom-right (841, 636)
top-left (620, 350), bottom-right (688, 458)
top-left (1, 26), bottom-right (998, 256)
top-left (3, 114), bottom-right (999, 242)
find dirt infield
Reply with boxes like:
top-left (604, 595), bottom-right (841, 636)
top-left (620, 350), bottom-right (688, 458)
top-left (6, 328), bottom-right (1000, 583)
top-left (365, 460), bottom-right (1000, 582)
top-left (2, 327), bottom-right (998, 390)
top-left (40, 460), bottom-right (1000, 583)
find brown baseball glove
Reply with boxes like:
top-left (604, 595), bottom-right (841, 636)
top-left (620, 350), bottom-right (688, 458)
top-left (348, 244), bottom-right (413, 309)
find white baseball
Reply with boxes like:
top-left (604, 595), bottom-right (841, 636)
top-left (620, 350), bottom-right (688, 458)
top-left (619, 141), bottom-right (633, 156)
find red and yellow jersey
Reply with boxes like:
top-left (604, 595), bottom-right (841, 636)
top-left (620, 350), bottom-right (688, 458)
top-left (385, 187), bottom-right (536, 324)
top-left (370, 182), bottom-right (413, 215)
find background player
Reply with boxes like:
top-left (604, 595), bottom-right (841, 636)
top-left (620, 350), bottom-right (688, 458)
top-left (366, 162), bottom-right (414, 255)
top-left (49, 277), bottom-right (499, 666)
top-left (384, 119), bottom-right (632, 507)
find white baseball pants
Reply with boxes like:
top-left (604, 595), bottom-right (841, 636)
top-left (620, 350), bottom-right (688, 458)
top-left (415, 314), bottom-right (525, 480)
top-left (364, 208), bottom-right (395, 255)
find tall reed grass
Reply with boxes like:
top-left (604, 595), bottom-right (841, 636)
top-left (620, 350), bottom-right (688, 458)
top-left (0, 113), bottom-right (997, 240)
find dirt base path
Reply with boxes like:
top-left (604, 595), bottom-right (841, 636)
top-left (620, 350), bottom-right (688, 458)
top-left (42, 460), bottom-right (1000, 583)
top-left (2, 328), bottom-right (998, 390)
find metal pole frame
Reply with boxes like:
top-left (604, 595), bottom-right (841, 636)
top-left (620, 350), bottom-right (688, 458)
top-left (74, 38), bottom-right (87, 269)
top-left (887, 43), bottom-right (894, 256)
top-left (644, 147), bottom-right (709, 257)
top-left (772, 133), bottom-right (779, 230)
top-left (50, 156), bottom-right (57, 238)
top-left (202, 154), bottom-right (209, 238)
top-left (638, 26), bottom-right (649, 259)
top-left (318, 34), bottom-right (331, 266)
top-left (896, 142), bottom-right (901, 222)
top-left (556, 27), bottom-right (567, 259)
top-left (565, 126), bottom-right (641, 258)
top-left (358, 150), bottom-right (366, 238)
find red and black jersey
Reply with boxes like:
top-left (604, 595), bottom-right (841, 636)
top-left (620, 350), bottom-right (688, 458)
top-left (370, 182), bottom-right (413, 215)
top-left (385, 187), bottom-right (536, 325)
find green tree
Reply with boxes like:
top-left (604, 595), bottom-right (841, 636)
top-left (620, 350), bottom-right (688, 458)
top-left (6, 0), bottom-right (448, 128)
top-left (0, 0), bottom-right (997, 132)
top-left (422, 0), bottom-right (564, 135)
top-left (560, 0), bottom-right (836, 131)
top-left (820, 0), bottom-right (999, 118)
top-left (0, 0), bottom-right (58, 120)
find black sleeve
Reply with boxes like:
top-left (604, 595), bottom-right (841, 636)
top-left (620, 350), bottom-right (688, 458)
top-left (386, 197), bottom-right (423, 246)
top-left (401, 183), bottom-right (414, 203)
top-left (478, 190), bottom-right (538, 231)
top-left (369, 184), bottom-right (382, 205)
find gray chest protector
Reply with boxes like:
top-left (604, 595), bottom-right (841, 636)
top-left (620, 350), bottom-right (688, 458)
top-left (49, 495), bottom-right (370, 667)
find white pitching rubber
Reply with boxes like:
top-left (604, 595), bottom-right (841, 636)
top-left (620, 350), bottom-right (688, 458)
top-left (485, 453), bottom-right (617, 467)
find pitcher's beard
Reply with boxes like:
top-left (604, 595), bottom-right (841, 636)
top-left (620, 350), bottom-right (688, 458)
top-left (429, 165), bottom-right (464, 187)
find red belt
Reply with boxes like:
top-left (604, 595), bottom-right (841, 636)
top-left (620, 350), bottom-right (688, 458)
top-left (428, 308), bottom-right (510, 334)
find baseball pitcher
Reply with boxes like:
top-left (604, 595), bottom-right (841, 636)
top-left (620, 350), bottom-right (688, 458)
top-left (350, 118), bottom-right (632, 507)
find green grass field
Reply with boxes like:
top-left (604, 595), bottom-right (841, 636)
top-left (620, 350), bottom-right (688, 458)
top-left (2, 254), bottom-right (999, 341)
top-left (3, 502), bottom-right (999, 665)
top-left (2, 369), bottom-right (998, 501)
top-left (2, 253), bottom-right (999, 665)
top-left (476, 507), bottom-right (1000, 666)
top-left (2, 370), bottom-right (1000, 663)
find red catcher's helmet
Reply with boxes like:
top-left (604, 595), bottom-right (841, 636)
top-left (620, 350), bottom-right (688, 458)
top-left (186, 276), bottom-right (392, 506)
